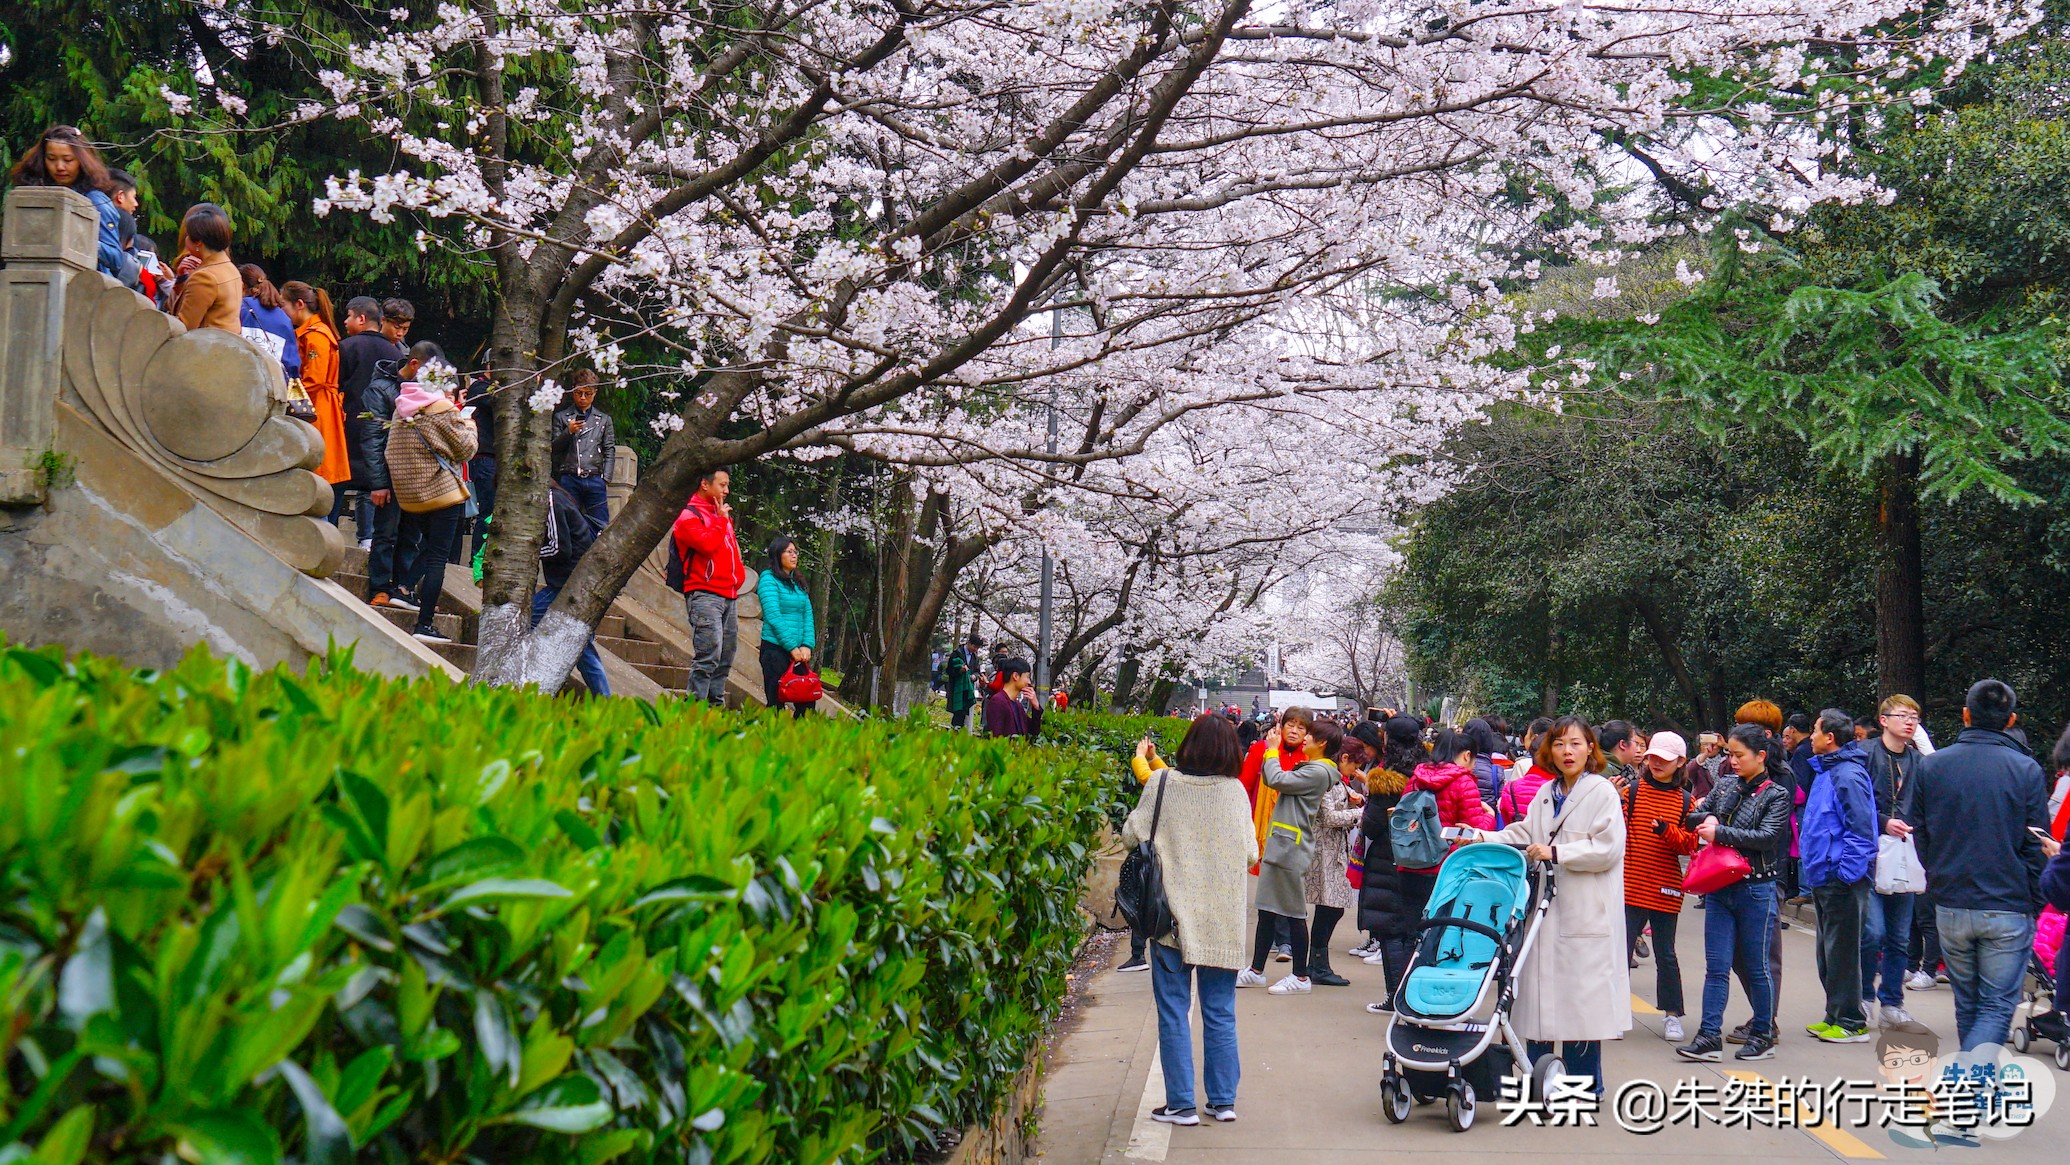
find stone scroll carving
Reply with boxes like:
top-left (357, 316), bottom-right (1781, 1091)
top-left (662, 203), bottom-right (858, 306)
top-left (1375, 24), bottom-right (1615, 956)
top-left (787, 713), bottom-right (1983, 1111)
top-left (60, 273), bottom-right (347, 577)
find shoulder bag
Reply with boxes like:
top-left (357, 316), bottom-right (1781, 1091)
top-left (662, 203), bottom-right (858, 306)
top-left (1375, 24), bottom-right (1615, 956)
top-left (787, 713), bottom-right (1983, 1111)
top-left (1682, 779), bottom-right (1764, 895)
top-left (1113, 772), bottom-right (1176, 941)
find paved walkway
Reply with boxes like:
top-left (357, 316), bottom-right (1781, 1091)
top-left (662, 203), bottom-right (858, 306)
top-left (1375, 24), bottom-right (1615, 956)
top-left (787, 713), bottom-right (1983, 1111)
top-left (1037, 901), bottom-right (2067, 1164)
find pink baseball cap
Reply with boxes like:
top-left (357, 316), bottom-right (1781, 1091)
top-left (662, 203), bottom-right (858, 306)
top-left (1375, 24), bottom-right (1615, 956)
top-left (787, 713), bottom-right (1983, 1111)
top-left (1643, 731), bottom-right (1688, 762)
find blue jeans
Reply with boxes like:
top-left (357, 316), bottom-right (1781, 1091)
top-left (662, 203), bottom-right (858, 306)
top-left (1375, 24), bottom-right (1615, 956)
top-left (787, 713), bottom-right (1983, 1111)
top-left (532, 585), bottom-right (610, 696)
top-left (558, 473), bottom-right (610, 530)
top-left (1701, 879), bottom-right (1777, 1038)
top-left (1526, 1040), bottom-right (1602, 1096)
top-left (1150, 943), bottom-right (1239, 1111)
top-left (1861, 891), bottom-right (1915, 1008)
top-left (1936, 907), bottom-right (2035, 1051)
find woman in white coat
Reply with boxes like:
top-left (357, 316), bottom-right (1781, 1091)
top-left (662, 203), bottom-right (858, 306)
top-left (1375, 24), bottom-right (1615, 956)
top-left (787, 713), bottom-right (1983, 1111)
top-left (1474, 715), bottom-right (1632, 1094)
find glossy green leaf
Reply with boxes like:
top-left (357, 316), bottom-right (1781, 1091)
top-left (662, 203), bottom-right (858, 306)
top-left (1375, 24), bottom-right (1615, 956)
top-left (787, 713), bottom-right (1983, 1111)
top-left (28, 1106), bottom-right (91, 1165)
top-left (274, 1060), bottom-right (352, 1165)
top-left (55, 910), bottom-right (111, 1030)
top-left (439, 878), bottom-right (574, 910)
top-left (167, 1110), bottom-right (282, 1165)
top-left (495, 1075), bottom-right (613, 1133)
top-left (413, 837), bottom-right (525, 894)
top-left (629, 874), bottom-right (735, 908)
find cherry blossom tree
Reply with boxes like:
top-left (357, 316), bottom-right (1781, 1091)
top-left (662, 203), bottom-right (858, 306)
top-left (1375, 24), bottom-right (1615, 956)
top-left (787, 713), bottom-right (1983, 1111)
top-left (215, 0), bottom-right (2033, 690)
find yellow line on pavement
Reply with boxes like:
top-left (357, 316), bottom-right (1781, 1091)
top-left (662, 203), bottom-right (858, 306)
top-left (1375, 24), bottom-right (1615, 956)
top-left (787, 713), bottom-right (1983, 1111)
top-left (1722, 1070), bottom-right (1885, 1159)
top-left (1631, 992), bottom-right (1662, 1016)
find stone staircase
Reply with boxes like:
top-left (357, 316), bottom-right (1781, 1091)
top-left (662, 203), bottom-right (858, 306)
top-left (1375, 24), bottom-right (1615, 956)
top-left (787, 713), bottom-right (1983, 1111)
top-left (330, 545), bottom-right (694, 697)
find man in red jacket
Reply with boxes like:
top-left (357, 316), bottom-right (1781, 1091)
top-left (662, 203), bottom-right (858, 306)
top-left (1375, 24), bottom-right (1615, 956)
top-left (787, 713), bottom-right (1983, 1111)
top-left (670, 468), bottom-right (745, 705)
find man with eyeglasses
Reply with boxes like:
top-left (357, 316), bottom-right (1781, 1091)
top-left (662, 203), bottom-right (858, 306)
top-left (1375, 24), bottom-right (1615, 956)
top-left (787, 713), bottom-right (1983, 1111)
top-left (1861, 694), bottom-right (1927, 1027)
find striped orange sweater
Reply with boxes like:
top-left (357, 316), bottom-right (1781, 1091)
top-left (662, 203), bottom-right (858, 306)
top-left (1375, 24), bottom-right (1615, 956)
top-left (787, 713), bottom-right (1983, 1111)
top-left (1622, 778), bottom-right (1698, 913)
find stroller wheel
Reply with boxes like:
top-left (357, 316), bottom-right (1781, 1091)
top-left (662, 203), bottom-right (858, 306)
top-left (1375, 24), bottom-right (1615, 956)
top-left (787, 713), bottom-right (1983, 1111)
top-left (1381, 1074), bottom-right (1412, 1124)
top-left (2056, 1043), bottom-right (2070, 1072)
top-left (2013, 1024), bottom-right (2030, 1053)
top-left (1531, 1054), bottom-right (1566, 1103)
top-left (1446, 1080), bottom-right (1477, 1132)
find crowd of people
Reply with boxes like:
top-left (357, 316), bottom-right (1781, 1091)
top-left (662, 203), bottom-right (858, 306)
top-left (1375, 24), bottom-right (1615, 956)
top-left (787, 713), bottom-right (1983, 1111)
top-left (9, 124), bottom-right (840, 710)
top-left (1122, 681), bottom-right (2070, 1125)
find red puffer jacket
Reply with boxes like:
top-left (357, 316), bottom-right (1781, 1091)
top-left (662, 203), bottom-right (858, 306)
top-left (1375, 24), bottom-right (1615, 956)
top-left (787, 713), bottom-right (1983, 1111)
top-left (1409, 761), bottom-right (1497, 835)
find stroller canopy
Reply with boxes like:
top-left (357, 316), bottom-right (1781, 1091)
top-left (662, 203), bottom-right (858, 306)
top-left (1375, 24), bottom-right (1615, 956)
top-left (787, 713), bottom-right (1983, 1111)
top-left (1401, 843), bottom-right (1531, 1020)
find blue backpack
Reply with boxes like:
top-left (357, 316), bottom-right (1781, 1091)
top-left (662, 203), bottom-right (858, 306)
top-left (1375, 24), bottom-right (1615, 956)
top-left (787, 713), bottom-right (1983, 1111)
top-left (1390, 787), bottom-right (1448, 869)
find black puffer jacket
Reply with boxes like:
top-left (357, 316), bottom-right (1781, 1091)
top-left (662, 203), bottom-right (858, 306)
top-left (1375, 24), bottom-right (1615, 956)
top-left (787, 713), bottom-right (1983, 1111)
top-left (1690, 768), bottom-right (1793, 883)
top-left (352, 360), bottom-right (404, 491)
top-left (1357, 768), bottom-right (1414, 938)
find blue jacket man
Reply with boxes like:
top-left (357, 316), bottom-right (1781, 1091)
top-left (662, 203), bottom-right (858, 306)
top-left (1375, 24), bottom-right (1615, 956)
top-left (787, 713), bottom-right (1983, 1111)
top-left (1802, 740), bottom-right (1876, 889)
top-left (1801, 713), bottom-right (1877, 1040)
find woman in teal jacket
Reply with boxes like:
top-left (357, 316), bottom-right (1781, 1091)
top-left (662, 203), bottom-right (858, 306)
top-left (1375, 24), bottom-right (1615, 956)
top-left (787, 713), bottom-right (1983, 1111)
top-left (756, 536), bottom-right (817, 716)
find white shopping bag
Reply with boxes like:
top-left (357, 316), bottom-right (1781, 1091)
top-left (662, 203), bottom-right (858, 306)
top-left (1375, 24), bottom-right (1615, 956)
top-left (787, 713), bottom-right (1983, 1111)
top-left (1875, 833), bottom-right (1927, 894)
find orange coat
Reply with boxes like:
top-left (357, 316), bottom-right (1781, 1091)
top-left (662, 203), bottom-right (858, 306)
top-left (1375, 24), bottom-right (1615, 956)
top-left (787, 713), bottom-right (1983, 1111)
top-left (295, 315), bottom-right (351, 484)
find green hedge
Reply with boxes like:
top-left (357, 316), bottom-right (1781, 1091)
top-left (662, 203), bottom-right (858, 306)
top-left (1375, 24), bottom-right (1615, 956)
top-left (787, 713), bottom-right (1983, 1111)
top-left (0, 645), bottom-right (1110, 1165)
top-left (1038, 713), bottom-right (1191, 828)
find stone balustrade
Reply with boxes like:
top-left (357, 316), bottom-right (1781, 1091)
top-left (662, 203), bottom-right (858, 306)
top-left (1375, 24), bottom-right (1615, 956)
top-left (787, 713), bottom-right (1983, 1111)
top-left (0, 185), bottom-right (344, 576)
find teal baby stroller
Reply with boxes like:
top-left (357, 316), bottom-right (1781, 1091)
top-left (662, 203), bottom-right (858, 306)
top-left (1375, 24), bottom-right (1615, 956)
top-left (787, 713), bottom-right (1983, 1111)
top-left (1380, 842), bottom-right (1556, 1131)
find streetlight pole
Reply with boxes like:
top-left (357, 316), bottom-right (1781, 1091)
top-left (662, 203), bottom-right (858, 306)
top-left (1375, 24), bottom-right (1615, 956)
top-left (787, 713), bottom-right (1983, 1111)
top-left (1036, 302), bottom-right (1061, 697)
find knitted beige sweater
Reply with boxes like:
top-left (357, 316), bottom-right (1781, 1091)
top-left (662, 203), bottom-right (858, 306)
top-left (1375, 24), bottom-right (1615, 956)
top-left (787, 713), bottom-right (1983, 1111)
top-left (1120, 769), bottom-right (1258, 969)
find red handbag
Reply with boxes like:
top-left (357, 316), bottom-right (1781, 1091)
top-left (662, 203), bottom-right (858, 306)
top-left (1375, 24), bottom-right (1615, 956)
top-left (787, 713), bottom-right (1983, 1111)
top-left (1683, 843), bottom-right (1751, 895)
top-left (777, 662), bottom-right (823, 704)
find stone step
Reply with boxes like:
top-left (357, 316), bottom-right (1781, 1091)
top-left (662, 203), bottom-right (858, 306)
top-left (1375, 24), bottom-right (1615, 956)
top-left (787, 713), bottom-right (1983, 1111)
top-left (424, 639), bottom-right (476, 671)
top-left (372, 606), bottom-right (470, 642)
top-left (595, 634), bottom-right (662, 667)
top-left (331, 572), bottom-right (475, 621)
top-left (634, 661), bottom-right (691, 690)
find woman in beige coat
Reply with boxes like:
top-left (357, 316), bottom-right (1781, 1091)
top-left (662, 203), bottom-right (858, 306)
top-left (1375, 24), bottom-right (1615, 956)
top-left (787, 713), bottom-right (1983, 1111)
top-left (1475, 715), bottom-right (1631, 1094)
top-left (1120, 713), bottom-right (1256, 1125)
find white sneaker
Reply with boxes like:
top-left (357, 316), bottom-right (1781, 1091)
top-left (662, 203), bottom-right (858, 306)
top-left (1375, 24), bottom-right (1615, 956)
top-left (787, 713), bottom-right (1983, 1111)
top-left (1880, 1006), bottom-right (1916, 1028)
top-left (1236, 967), bottom-right (1267, 988)
top-left (1663, 1015), bottom-right (1685, 1042)
top-left (357, 538), bottom-right (372, 550)
top-left (1350, 938), bottom-right (1379, 956)
top-left (1361, 949), bottom-right (1389, 965)
top-left (1267, 975), bottom-right (1312, 995)
top-left (1862, 1002), bottom-right (1879, 1026)
top-left (1905, 971), bottom-right (1936, 991)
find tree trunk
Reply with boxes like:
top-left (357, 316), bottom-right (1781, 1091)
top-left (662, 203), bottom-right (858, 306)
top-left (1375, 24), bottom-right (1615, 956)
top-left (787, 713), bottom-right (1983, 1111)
top-left (890, 532), bottom-right (998, 681)
top-left (1145, 676), bottom-right (1179, 716)
top-left (1541, 620), bottom-right (1563, 717)
top-left (809, 460), bottom-right (845, 650)
top-left (874, 475), bottom-right (918, 711)
top-left (472, 296), bottom-right (566, 688)
top-left (1068, 658), bottom-right (1101, 709)
top-left (1875, 450), bottom-right (1927, 701)
top-left (1112, 649), bottom-right (1143, 711)
top-left (1625, 591), bottom-right (1705, 730)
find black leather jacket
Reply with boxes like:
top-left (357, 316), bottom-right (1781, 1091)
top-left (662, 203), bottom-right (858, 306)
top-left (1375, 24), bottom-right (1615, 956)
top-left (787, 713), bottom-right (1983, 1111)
top-left (1690, 769), bottom-right (1793, 883)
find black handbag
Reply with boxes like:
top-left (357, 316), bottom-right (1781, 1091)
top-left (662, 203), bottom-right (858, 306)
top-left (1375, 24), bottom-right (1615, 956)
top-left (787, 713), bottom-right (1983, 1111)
top-left (1114, 771), bottom-right (1176, 941)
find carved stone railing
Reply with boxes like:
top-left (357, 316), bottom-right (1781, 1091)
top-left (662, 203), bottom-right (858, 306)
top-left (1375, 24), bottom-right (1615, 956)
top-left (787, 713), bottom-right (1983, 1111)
top-left (0, 186), bottom-right (344, 576)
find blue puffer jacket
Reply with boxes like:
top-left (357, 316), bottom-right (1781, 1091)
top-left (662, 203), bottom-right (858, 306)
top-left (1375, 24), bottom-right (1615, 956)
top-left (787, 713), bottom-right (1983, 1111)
top-left (83, 188), bottom-right (138, 288)
top-left (1801, 741), bottom-right (1877, 888)
top-left (757, 569), bottom-right (815, 651)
